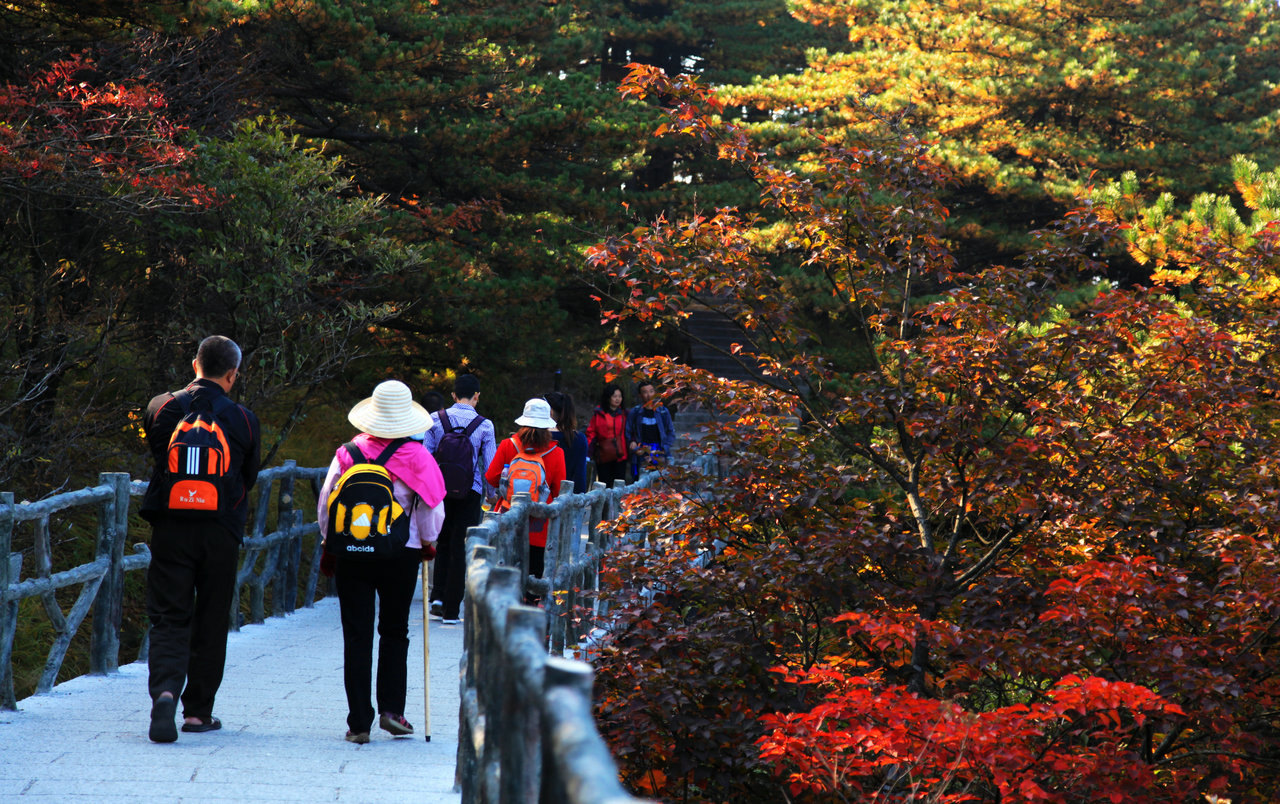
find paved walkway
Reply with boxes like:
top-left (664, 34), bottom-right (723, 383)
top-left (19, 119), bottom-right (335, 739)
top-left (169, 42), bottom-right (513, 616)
top-left (0, 572), bottom-right (463, 803)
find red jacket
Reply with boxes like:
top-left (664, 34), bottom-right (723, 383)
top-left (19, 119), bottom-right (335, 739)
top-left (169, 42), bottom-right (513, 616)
top-left (485, 435), bottom-right (566, 547)
top-left (586, 407), bottom-right (628, 463)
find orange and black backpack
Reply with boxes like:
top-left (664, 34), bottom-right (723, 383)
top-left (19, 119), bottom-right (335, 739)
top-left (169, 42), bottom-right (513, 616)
top-left (163, 392), bottom-right (236, 517)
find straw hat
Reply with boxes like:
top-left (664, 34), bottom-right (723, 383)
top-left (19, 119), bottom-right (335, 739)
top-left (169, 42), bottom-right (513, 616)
top-left (514, 397), bottom-right (556, 429)
top-left (348, 380), bottom-right (434, 439)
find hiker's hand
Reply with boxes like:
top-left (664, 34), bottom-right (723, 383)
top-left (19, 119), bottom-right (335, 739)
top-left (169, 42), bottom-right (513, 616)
top-left (420, 543), bottom-right (437, 562)
top-left (320, 552), bottom-right (337, 578)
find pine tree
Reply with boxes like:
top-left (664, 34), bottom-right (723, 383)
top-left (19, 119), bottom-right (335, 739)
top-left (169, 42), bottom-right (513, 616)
top-left (727, 0), bottom-right (1280, 264)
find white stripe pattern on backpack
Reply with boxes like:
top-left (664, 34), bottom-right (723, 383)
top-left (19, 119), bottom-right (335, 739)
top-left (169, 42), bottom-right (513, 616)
top-left (186, 447), bottom-right (202, 475)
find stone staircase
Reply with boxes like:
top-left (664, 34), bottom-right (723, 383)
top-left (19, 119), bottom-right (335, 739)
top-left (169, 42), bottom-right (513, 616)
top-left (683, 306), bottom-right (765, 385)
top-left (671, 306), bottom-right (766, 457)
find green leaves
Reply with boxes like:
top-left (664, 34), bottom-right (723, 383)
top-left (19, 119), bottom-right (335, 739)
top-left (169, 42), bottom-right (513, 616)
top-left (157, 116), bottom-right (425, 458)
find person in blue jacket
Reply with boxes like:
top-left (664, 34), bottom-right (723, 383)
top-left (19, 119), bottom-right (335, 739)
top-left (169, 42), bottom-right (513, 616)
top-left (626, 379), bottom-right (675, 475)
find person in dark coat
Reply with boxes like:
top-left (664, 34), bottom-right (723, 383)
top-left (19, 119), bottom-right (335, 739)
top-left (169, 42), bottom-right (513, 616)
top-left (545, 391), bottom-right (588, 494)
top-left (627, 379), bottom-right (676, 475)
top-left (141, 335), bottom-right (260, 743)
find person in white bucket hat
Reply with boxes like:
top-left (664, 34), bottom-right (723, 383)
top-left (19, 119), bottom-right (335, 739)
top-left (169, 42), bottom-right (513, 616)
top-left (484, 398), bottom-right (566, 604)
top-left (315, 380), bottom-right (447, 744)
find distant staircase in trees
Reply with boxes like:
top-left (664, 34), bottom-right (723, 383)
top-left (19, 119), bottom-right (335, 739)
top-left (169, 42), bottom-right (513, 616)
top-left (683, 305), bottom-right (766, 385)
top-left (672, 305), bottom-right (772, 456)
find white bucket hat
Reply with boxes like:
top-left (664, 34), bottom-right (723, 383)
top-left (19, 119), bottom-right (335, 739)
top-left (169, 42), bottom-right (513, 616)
top-left (348, 380), bottom-right (434, 439)
top-left (514, 397), bottom-right (556, 429)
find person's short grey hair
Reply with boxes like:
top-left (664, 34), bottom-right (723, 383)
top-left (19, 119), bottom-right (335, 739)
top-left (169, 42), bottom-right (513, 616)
top-left (195, 336), bottom-right (241, 378)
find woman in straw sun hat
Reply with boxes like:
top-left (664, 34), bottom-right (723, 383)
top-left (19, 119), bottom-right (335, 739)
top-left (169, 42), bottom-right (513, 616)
top-left (484, 398), bottom-right (566, 603)
top-left (316, 380), bottom-right (446, 744)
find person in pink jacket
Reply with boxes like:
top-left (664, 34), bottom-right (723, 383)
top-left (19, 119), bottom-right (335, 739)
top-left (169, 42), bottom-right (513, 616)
top-left (316, 380), bottom-right (445, 744)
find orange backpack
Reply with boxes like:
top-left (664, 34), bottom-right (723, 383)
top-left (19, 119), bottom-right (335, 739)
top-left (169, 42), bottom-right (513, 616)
top-left (163, 392), bottom-right (235, 516)
top-left (495, 435), bottom-right (554, 512)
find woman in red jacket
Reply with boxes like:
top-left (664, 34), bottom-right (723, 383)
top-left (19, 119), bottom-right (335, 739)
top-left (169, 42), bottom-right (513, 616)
top-left (485, 398), bottom-right (566, 596)
top-left (587, 382), bottom-right (629, 487)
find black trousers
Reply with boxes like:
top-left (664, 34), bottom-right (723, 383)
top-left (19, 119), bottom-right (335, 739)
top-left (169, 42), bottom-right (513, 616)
top-left (596, 459), bottom-right (628, 488)
top-left (430, 490), bottom-right (483, 619)
top-left (525, 544), bottom-right (546, 607)
top-left (335, 553), bottom-right (421, 733)
top-left (146, 517), bottom-right (239, 721)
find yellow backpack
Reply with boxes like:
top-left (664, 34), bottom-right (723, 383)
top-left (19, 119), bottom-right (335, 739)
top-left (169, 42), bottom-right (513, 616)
top-left (325, 439), bottom-right (409, 560)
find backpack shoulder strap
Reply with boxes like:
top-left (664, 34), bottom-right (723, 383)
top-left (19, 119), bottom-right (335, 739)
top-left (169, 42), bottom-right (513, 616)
top-left (462, 415), bottom-right (485, 436)
top-left (343, 443), bottom-right (365, 467)
top-left (209, 395), bottom-right (235, 417)
top-left (373, 437), bottom-right (409, 465)
top-left (439, 409), bottom-right (454, 432)
top-left (171, 390), bottom-right (193, 415)
top-left (173, 389), bottom-right (235, 417)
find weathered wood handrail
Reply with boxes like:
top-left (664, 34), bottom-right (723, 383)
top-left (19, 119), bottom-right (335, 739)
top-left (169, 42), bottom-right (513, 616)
top-left (1, 462), bottom-right (328, 709)
top-left (4, 462), bottom-right (671, 803)
top-left (458, 476), bottom-right (657, 804)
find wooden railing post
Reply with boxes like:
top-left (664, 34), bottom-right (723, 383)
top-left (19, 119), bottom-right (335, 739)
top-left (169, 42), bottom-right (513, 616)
top-left (304, 474), bottom-right (326, 607)
top-left (541, 657), bottom-right (639, 804)
top-left (502, 605), bottom-right (548, 803)
top-left (1, 491), bottom-right (17, 710)
top-left (90, 473), bottom-right (131, 675)
top-left (272, 462), bottom-right (297, 615)
top-left (459, 538), bottom-right (495, 803)
top-left (545, 482), bottom-right (575, 654)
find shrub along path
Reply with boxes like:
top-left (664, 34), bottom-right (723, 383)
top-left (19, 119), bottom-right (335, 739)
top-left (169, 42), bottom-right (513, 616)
top-left (0, 575), bottom-right (462, 803)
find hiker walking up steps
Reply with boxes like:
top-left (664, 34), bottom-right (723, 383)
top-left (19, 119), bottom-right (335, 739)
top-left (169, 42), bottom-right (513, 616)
top-left (141, 335), bottom-right (261, 743)
top-left (420, 374), bottom-right (495, 625)
top-left (316, 380), bottom-right (445, 744)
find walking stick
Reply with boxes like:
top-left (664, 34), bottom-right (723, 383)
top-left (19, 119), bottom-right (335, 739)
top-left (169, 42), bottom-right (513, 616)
top-left (421, 558), bottom-right (432, 742)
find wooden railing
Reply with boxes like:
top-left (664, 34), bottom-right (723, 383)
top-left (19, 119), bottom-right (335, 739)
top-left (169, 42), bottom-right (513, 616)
top-left (1, 462), bottom-right (327, 709)
top-left (3, 463), bottom-right (666, 804)
top-left (458, 476), bottom-right (656, 804)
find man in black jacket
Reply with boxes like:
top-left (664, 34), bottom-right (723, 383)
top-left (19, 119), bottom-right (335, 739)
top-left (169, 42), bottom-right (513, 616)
top-left (140, 336), bottom-right (261, 743)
